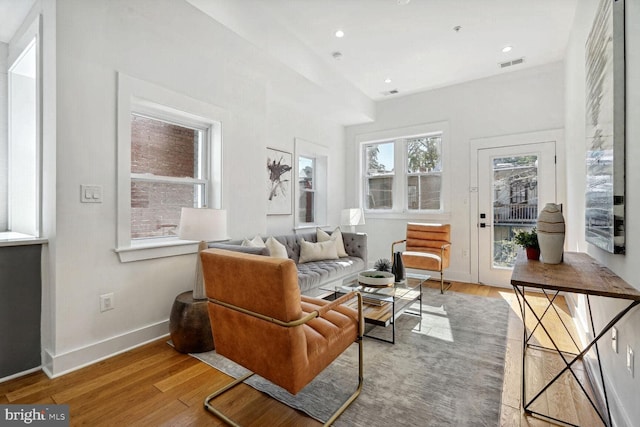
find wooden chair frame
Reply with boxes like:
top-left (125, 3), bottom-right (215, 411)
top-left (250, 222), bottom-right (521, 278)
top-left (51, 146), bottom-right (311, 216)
top-left (203, 292), bottom-right (364, 427)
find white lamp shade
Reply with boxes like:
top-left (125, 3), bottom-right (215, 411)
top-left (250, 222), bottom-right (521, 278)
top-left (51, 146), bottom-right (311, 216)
top-left (340, 208), bottom-right (365, 226)
top-left (178, 208), bottom-right (228, 242)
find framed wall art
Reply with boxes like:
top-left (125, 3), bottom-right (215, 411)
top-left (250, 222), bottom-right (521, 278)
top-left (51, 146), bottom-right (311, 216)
top-left (585, 0), bottom-right (625, 254)
top-left (266, 147), bottom-right (293, 215)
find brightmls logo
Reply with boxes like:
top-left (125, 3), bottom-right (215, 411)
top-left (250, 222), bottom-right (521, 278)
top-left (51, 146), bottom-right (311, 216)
top-left (0, 405), bottom-right (68, 426)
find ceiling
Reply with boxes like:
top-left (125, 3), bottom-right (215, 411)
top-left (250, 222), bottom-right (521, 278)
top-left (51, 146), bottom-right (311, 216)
top-left (0, 0), bottom-right (36, 43)
top-left (224, 0), bottom-right (579, 100)
top-left (2, 0), bottom-right (579, 101)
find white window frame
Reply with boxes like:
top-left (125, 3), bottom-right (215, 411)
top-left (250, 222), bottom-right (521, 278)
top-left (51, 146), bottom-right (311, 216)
top-left (297, 155), bottom-right (316, 225)
top-left (357, 121), bottom-right (450, 218)
top-left (116, 73), bottom-right (224, 262)
top-left (3, 14), bottom-right (42, 240)
top-left (129, 112), bottom-right (210, 240)
top-left (405, 134), bottom-right (443, 211)
top-left (294, 138), bottom-right (328, 229)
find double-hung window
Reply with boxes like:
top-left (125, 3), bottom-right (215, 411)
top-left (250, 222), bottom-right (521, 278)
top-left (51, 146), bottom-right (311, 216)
top-left (130, 114), bottom-right (209, 240)
top-left (364, 142), bottom-right (394, 210)
top-left (361, 124), bottom-right (447, 215)
top-left (298, 156), bottom-right (315, 223)
top-left (116, 73), bottom-right (223, 261)
top-left (295, 138), bottom-right (327, 228)
top-left (406, 135), bottom-right (442, 210)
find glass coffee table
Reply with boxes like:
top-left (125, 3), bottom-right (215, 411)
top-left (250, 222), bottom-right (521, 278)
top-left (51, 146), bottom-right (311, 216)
top-left (320, 272), bottom-right (429, 344)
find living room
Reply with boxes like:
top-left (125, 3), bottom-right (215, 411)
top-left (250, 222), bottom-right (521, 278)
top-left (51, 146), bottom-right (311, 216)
top-left (1, 0), bottom-right (639, 425)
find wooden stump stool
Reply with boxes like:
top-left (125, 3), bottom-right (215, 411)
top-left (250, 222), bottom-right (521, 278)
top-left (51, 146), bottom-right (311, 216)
top-left (169, 291), bottom-right (214, 353)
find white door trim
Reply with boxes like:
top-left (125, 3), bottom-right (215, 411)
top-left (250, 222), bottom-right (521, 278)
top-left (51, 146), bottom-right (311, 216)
top-left (469, 129), bottom-right (565, 285)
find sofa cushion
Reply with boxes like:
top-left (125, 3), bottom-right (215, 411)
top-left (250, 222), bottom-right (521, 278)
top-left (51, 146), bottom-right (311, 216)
top-left (241, 235), bottom-right (265, 247)
top-left (208, 243), bottom-right (269, 256)
top-left (296, 256), bottom-right (366, 295)
top-left (265, 236), bottom-right (289, 259)
top-left (317, 227), bottom-right (348, 257)
top-left (298, 239), bottom-right (339, 264)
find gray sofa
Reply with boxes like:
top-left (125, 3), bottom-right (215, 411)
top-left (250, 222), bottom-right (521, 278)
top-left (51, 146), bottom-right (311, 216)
top-left (209, 231), bottom-right (367, 296)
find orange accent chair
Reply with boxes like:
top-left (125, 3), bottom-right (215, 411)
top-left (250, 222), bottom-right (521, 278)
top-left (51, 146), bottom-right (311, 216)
top-left (199, 248), bottom-right (364, 426)
top-left (392, 223), bottom-right (451, 293)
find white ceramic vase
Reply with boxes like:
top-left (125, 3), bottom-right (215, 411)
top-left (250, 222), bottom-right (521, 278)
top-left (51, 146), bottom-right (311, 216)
top-left (537, 203), bottom-right (565, 264)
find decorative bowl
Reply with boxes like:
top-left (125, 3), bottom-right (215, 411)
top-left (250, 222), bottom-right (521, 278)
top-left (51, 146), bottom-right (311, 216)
top-left (358, 271), bottom-right (395, 287)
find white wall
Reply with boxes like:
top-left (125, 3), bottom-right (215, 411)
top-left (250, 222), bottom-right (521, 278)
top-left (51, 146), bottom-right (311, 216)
top-left (48, 0), bottom-right (365, 375)
top-left (0, 41), bottom-right (7, 230)
top-left (565, 0), bottom-right (640, 425)
top-left (345, 62), bottom-right (565, 281)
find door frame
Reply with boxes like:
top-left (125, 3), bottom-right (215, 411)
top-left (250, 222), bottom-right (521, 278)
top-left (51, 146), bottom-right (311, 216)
top-left (469, 129), bottom-right (565, 286)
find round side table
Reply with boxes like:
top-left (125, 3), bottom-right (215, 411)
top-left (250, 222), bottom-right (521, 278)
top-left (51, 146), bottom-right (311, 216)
top-left (169, 291), bottom-right (214, 353)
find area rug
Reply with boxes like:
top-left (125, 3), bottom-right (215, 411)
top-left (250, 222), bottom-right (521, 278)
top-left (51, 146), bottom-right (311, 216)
top-left (192, 288), bottom-right (510, 426)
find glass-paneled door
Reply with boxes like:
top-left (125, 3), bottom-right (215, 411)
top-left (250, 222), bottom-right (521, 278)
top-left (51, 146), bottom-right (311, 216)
top-left (477, 142), bottom-right (556, 286)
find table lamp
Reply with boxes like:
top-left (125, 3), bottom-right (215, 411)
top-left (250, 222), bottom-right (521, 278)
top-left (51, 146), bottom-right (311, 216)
top-left (341, 208), bottom-right (365, 233)
top-left (178, 207), bottom-right (228, 300)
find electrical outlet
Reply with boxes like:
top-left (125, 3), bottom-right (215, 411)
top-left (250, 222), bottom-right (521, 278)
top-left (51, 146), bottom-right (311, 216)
top-left (612, 327), bottom-right (618, 353)
top-left (627, 345), bottom-right (634, 378)
top-left (100, 293), bottom-right (114, 312)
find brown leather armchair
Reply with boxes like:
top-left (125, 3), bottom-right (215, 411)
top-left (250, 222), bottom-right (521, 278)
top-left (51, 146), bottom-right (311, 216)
top-left (200, 248), bottom-right (364, 426)
top-left (392, 223), bottom-right (451, 293)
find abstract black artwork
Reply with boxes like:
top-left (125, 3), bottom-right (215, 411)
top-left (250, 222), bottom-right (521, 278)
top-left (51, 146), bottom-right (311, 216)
top-left (585, 0), bottom-right (625, 254)
top-left (267, 147), bottom-right (292, 215)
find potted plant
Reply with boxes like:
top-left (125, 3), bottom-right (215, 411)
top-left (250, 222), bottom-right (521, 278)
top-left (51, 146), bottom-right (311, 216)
top-left (513, 228), bottom-right (540, 260)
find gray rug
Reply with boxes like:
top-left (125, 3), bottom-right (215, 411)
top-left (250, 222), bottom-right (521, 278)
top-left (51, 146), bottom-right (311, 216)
top-left (192, 288), bottom-right (509, 426)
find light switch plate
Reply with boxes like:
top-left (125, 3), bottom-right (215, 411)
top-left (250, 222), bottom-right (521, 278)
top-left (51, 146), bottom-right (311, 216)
top-left (81, 185), bottom-right (103, 203)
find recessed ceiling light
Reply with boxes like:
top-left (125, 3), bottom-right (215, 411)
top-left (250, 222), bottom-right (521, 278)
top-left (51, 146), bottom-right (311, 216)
top-left (335, 30), bottom-right (344, 38)
top-left (502, 46), bottom-right (513, 53)
top-left (384, 78), bottom-right (392, 84)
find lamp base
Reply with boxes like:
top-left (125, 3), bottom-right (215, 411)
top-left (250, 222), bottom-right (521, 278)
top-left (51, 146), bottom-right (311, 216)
top-left (169, 291), bottom-right (214, 353)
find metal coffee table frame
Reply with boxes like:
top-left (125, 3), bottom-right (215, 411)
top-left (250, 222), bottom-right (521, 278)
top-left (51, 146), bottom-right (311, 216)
top-left (327, 272), bottom-right (428, 344)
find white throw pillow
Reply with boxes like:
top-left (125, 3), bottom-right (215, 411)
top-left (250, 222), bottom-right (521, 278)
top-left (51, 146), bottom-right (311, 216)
top-left (298, 239), bottom-right (339, 264)
top-left (241, 235), bottom-right (265, 248)
top-left (317, 227), bottom-right (348, 257)
top-left (265, 236), bottom-right (288, 259)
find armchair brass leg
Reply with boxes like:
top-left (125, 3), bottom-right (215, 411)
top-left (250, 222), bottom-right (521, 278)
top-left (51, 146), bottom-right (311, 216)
top-left (440, 276), bottom-right (452, 294)
top-left (204, 372), bottom-right (255, 426)
top-left (324, 293), bottom-right (364, 426)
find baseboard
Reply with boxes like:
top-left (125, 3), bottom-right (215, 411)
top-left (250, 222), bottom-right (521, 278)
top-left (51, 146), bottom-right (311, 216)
top-left (42, 320), bottom-right (169, 378)
top-left (0, 367), bottom-right (42, 384)
top-left (564, 294), bottom-right (632, 427)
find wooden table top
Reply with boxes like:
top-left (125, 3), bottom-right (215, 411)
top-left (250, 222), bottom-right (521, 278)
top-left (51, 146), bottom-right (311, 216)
top-left (511, 251), bottom-right (640, 300)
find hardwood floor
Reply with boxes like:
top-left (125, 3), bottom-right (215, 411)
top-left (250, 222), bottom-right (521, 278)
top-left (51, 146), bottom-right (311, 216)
top-left (0, 282), bottom-right (600, 426)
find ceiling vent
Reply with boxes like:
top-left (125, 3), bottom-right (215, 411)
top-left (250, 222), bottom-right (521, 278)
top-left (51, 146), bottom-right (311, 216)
top-left (381, 89), bottom-right (399, 96)
top-left (499, 57), bottom-right (525, 68)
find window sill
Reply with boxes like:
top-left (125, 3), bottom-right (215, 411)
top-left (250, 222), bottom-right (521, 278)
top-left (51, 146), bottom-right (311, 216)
top-left (115, 238), bottom-right (198, 262)
top-left (363, 211), bottom-right (452, 221)
top-left (0, 232), bottom-right (48, 247)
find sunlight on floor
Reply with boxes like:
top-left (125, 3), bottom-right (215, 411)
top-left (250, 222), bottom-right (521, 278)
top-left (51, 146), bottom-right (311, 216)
top-left (411, 303), bottom-right (454, 342)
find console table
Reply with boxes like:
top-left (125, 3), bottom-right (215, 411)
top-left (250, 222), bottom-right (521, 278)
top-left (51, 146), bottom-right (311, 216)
top-left (511, 251), bottom-right (640, 427)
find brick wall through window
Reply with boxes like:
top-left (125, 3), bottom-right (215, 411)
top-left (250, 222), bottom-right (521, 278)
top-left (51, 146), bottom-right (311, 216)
top-left (130, 115), bottom-right (198, 239)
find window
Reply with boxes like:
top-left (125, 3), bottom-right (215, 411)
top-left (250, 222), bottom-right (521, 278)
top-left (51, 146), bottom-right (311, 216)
top-left (298, 156), bottom-right (315, 223)
top-left (406, 135), bottom-right (442, 210)
top-left (116, 73), bottom-right (224, 261)
top-left (364, 142), bottom-right (394, 210)
top-left (130, 114), bottom-right (209, 240)
top-left (360, 124), bottom-right (448, 215)
top-left (2, 15), bottom-right (42, 239)
top-left (295, 138), bottom-right (327, 228)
